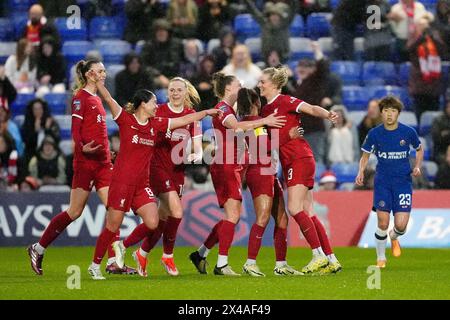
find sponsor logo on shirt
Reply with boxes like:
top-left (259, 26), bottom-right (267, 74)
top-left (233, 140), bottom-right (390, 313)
top-left (96, 114), bottom-right (106, 123)
top-left (132, 134), bottom-right (154, 146)
top-left (400, 139), bottom-right (406, 146)
top-left (132, 135), bottom-right (139, 144)
top-left (379, 200), bottom-right (385, 208)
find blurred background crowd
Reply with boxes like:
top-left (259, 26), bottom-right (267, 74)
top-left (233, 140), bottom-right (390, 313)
top-left (0, 0), bottom-right (449, 193)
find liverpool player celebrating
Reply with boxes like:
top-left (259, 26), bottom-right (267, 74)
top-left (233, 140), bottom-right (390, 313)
top-left (88, 79), bottom-right (221, 280)
top-left (258, 67), bottom-right (342, 274)
top-left (189, 72), bottom-right (286, 276)
top-left (27, 59), bottom-right (134, 276)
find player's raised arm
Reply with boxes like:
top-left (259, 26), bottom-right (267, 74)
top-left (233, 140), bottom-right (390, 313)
top-left (169, 109), bottom-right (222, 130)
top-left (224, 112), bottom-right (286, 131)
top-left (355, 152), bottom-right (370, 186)
top-left (94, 76), bottom-right (122, 119)
top-left (298, 102), bottom-right (339, 124)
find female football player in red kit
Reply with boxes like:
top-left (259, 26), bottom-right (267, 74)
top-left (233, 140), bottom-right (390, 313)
top-left (88, 77), bottom-right (221, 279)
top-left (189, 72), bottom-right (286, 276)
top-left (27, 59), bottom-right (135, 276)
top-left (258, 67), bottom-right (342, 274)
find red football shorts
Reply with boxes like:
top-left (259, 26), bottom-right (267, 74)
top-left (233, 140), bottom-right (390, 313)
top-left (210, 163), bottom-right (243, 208)
top-left (282, 157), bottom-right (315, 189)
top-left (107, 180), bottom-right (157, 213)
top-left (72, 161), bottom-right (113, 192)
top-left (150, 165), bottom-right (185, 197)
top-left (245, 164), bottom-right (275, 198)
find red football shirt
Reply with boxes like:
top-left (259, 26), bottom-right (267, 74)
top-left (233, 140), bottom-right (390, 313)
top-left (261, 94), bottom-right (313, 165)
top-left (71, 89), bottom-right (111, 163)
top-left (212, 101), bottom-right (240, 164)
top-left (152, 103), bottom-right (202, 170)
top-left (112, 108), bottom-right (169, 186)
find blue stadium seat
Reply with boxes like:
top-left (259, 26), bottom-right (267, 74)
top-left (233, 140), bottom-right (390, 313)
top-left (367, 85), bottom-right (411, 109)
top-left (398, 62), bottom-right (411, 87)
top-left (331, 163), bottom-right (359, 183)
top-left (8, 0), bottom-right (35, 11)
top-left (314, 162), bottom-right (327, 180)
top-left (330, 0), bottom-right (340, 9)
top-left (233, 14), bottom-right (261, 42)
top-left (306, 13), bottom-right (332, 39)
top-left (89, 17), bottom-right (124, 40)
top-left (353, 37), bottom-right (365, 61)
top-left (11, 93), bottom-right (35, 117)
top-left (62, 40), bottom-right (94, 64)
top-left (11, 12), bottom-right (28, 39)
top-left (155, 89), bottom-right (168, 103)
top-left (44, 93), bottom-right (68, 115)
top-left (423, 160), bottom-right (438, 181)
top-left (398, 111), bottom-right (418, 131)
top-left (289, 37), bottom-right (314, 60)
top-left (0, 42), bottom-right (17, 65)
top-left (54, 115), bottom-right (72, 140)
top-left (330, 61), bottom-right (361, 85)
top-left (419, 111), bottom-right (441, 136)
top-left (342, 86), bottom-right (369, 111)
top-left (54, 17), bottom-right (88, 42)
top-left (318, 37), bottom-right (333, 56)
top-left (105, 64), bottom-right (125, 98)
top-left (201, 116), bottom-right (214, 141)
top-left (362, 61), bottom-right (397, 86)
top-left (244, 38), bottom-right (262, 62)
top-left (106, 115), bottom-right (118, 135)
top-left (290, 15), bottom-right (305, 37)
top-left (96, 40), bottom-right (131, 64)
top-left (0, 19), bottom-right (15, 41)
top-left (421, 0), bottom-right (438, 11)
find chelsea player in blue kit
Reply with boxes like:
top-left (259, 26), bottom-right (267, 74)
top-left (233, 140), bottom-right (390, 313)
top-left (356, 97), bottom-right (423, 268)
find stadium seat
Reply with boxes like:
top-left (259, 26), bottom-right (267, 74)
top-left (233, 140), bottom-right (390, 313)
top-left (353, 37), bottom-right (365, 61)
top-left (244, 38), bottom-right (262, 62)
top-left (13, 115), bottom-right (25, 127)
top-left (330, 61), bottom-right (361, 85)
top-left (318, 37), bottom-right (333, 56)
top-left (44, 93), bottom-right (68, 115)
top-left (59, 139), bottom-right (73, 156)
top-left (11, 12), bottom-right (28, 39)
top-left (105, 64), bottom-right (125, 98)
top-left (54, 17), bottom-right (88, 42)
top-left (342, 86), bottom-right (369, 111)
top-left (62, 40), bottom-right (94, 64)
top-left (419, 111), bottom-right (441, 136)
top-left (7, 0), bottom-right (34, 11)
top-left (362, 61), bottom-right (397, 86)
top-left (207, 38), bottom-right (220, 54)
top-left (89, 17), bottom-right (124, 40)
top-left (106, 115), bottom-right (118, 134)
top-left (289, 37), bottom-right (314, 60)
top-left (398, 62), bottom-right (411, 87)
top-left (367, 85), bottom-right (412, 109)
top-left (306, 13), bottom-right (332, 39)
top-left (418, 137), bottom-right (432, 161)
top-left (0, 42), bottom-right (17, 65)
top-left (155, 89), bottom-right (168, 103)
top-left (233, 14), bottom-right (261, 42)
top-left (0, 19), bottom-right (15, 41)
top-left (54, 115), bottom-right (72, 140)
top-left (348, 111), bottom-right (366, 127)
top-left (331, 162), bottom-right (359, 183)
top-left (314, 162), bottom-right (327, 180)
top-left (11, 93), bottom-right (35, 117)
top-left (423, 160), bottom-right (438, 181)
top-left (201, 116), bottom-right (214, 142)
top-left (330, 0), bottom-right (340, 9)
top-left (398, 111), bottom-right (418, 131)
top-left (96, 40), bottom-right (131, 64)
top-left (289, 15), bottom-right (305, 37)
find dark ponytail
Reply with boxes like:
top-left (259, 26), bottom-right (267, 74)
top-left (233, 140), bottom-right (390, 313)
top-left (212, 72), bottom-right (235, 99)
top-left (237, 88), bottom-right (260, 118)
top-left (125, 89), bottom-right (155, 114)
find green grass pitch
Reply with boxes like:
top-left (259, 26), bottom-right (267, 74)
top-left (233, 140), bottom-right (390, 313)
top-left (1, 246), bottom-right (449, 300)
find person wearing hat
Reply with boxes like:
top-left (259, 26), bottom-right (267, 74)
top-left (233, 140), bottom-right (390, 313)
top-left (319, 170), bottom-right (338, 191)
top-left (141, 19), bottom-right (184, 87)
top-left (28, 135), bottom-right (66, 187)
top-left (243, 0), bottom-right (298, 63)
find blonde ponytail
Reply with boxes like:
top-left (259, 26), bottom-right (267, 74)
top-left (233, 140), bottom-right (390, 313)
top-left (262, 66), bottom-right (289, 90)
top-left (73, 60), bottom-right (87, 94)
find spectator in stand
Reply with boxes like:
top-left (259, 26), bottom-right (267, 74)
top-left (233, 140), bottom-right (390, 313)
top-left (197, 0), bottom-right (234, 42)
top-left (124, 0), bottom-right (166, 44)
top-left (407, 15), bottom-right (446, 121)
top-left (221, 44), bottom-right (262, 88)
top-left (0, 98), bottom-right (24, 158)
top-left (318, 170), bottom-right (338, 191)
top-left (115, 52), bottom-right (157, 107)
top-left (431, 100), bottom-right (450, 165)
top-left (288, 41), bottom-right (342, 164)
top-left (4, 38), bottom-right (37, 93)
top-left (0, 132), bottom-right (18, 191)
top-left (38, 0), bottom-right (76, 18)
top-left (243, 0), bottom-right (297, 63)
top-left (191, 55), bottom-right (218, 111)
top-left (0, 66), bottom-right (17, 115)
top-left (331, 0), bottom-right (366, 60)
top-left (299, 0), bottom-right (332, 19)
top-left (327, 104), bottom-right (357, 164)
top-left (358, 99), bottom-right (383, 147)
top-left (179, 39), bottom-right (203, 79)
top-left (28, 135), bottom-right (66, 188)
top-left (211, 26), bottom-right (236, 70)
top-left (433, 0), bottom-right (450, 60)
top-left (389, 0), bottom-right (434, 62)
top-left (141, 19), bottom-right (184, 85)
top-left (35, 36), bottom-right (66, 97)
top-left (167, 0), bottom-right (199, 39)
top-left (435, 145), bottom-right (450, 189)
top-left (22, 4), bottom-right (60, 51)
top-left (365, 0), bottom-right (394, 61)
top-left (21, 98), bottom-right (60, 167)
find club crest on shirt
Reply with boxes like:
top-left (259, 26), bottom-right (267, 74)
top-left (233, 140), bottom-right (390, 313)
top-left (219, 105), bottom-right (229, 112)
top-left (73, 100), bottom-right (81, 111)
top-left (400, 139), bottom-right (406, 146)
top-left (379, 200), bottom-right (385, 208)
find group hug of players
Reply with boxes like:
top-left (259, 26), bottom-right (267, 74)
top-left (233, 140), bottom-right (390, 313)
top-left (27, 57), bottom-right (421, 279)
